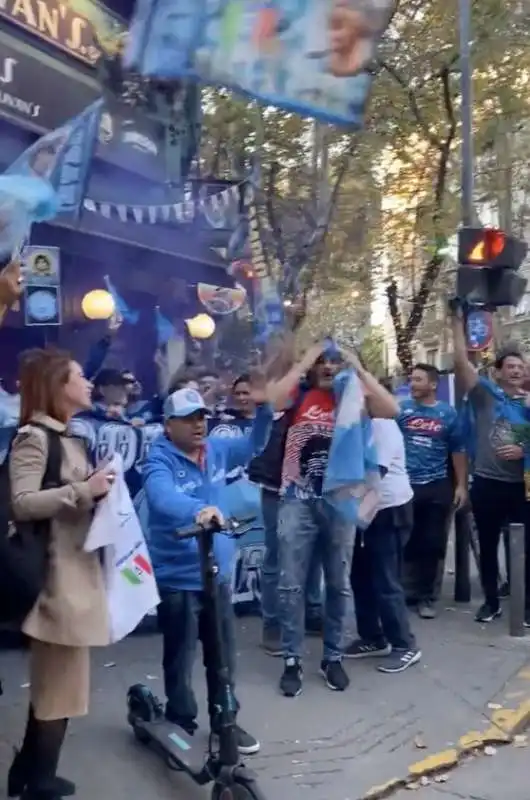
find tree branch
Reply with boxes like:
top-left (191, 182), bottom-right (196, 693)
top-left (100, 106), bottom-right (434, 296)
top-left (379, 60), bottom-right (442, 150)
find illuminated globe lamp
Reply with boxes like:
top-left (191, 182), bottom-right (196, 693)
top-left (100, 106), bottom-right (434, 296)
top-left (81, 289), bottom-right (115, 321)
top-left (186, 313), bottom-right (216, 339)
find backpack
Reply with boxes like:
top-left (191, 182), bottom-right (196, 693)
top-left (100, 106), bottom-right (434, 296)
top-left (0, 424), bottom-right (63, 626)
top-left (247, 390), bottom-right (306, 491)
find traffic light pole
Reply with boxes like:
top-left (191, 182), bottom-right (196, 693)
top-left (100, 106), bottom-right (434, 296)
top-left (459, 0), bottom-right (474, 227)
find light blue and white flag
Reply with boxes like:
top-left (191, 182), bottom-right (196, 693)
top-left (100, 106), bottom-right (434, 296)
top-left (324, 369), bottom-right (380, 529)
top-left (104, 275), bottom-right (140, 325)
top-left (6, 99), bottom-right (104, 219)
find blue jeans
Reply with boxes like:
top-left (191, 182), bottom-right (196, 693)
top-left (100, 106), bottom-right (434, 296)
top-left (261, 488), bottom-right (323, 628)
top-left (351, 505), bottom-right (416, 651)
top-left (277, 497), bottom-right (354, 661)
top-left (157, 582), bottom-right (238, 732)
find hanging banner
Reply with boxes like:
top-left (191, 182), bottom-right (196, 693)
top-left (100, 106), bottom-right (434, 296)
top-left (242, 178), bottom-right (285, 341)
top-left (22, 245), bottom-right (62, 326)
top-left (125, 0), bottom-right (394, 126)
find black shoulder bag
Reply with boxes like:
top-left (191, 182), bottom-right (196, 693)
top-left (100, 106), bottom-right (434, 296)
top-left (0, 424), bottom-right (63, 626)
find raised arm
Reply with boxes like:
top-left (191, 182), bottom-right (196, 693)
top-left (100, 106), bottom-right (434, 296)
top-left (266, 342), bottom-right (325, 411)
top-left (340, 348), bottom-right (399, 418)
top-left (451, 305), bottom-right (478, 393)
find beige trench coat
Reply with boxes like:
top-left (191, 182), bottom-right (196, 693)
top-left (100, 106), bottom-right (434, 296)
top-left (10, 413), bottom-right (110, 647)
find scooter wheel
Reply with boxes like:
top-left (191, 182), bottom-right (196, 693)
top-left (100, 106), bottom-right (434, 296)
top-left (211, 778), bottom-right (267, 800)
top-left (127, 683), bottom-right (162, 742)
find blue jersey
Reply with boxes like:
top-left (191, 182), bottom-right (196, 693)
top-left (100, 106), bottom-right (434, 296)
top-left (397, 400), bottom-right (464, 485)
top-left (69, 409), bottom-right (163, 499)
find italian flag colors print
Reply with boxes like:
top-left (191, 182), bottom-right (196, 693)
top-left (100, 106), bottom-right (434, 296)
top-left (121, 554), bottom-right (153, 585)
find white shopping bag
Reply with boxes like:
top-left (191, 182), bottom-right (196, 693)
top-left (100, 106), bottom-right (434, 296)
top-left (84, 454), bottom-right (160, 642)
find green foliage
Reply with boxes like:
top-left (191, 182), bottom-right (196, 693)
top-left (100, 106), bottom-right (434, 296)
top-left (199, 0), bottom-right (530, 368)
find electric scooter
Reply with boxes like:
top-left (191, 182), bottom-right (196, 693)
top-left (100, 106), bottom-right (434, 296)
top-left (127, 516), bottom-right (267, 800)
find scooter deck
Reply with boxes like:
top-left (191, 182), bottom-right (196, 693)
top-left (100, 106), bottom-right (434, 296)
top-left (138, 719), bottom-right (205, 775)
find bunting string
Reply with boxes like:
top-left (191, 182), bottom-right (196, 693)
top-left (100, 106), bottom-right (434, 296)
top-left (83, 182), bottom-right (242, 227)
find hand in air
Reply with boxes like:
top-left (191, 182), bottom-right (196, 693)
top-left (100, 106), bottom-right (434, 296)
top-left (195, 506), bottom-right (225, 528)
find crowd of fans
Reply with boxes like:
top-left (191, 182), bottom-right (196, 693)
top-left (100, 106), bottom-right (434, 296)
top-left (1, 262), bottom-right (529, 800)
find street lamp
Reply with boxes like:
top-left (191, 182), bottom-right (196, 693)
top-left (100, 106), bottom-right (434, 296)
top-left (186, 313), bottom-right (215, 339)
top-left (81, 289), bottom-right (115, 320)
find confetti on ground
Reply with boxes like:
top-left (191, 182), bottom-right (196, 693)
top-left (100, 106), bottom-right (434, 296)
top-left (484, 746), bottom-right (497, 756)
top-left (414, 735), bottom-right (427, 749)
top-left (487, 703), bottom-right (503, 710)
top-left (513, 735), bottom-right (528, 748)
top-left (103, 662), bottom-right (116, 668)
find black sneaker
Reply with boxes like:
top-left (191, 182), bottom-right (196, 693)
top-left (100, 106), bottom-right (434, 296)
top-left (279, 657), bottom-right (303, 697)
top-left (475, 603), bottom-right (502, 623)
top-left (320, 660), bottom-right (350, 691)
top-left (261, 627), bottom-right (282, 657)
top-left (165, 709), bottom-right (198, 736)
top-left (344, 639), bottom-right (392, 659)
top-left (210, 724), bottom-right (261, 755)
top-left (499, 581), bottom-right (510, 599)
top-left (377, 649), bottom-right (421, 673)
top-left (234, 725), bottom-right (260, 755)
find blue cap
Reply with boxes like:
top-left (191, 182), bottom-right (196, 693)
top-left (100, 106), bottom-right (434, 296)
top-left (163, 388), bottom-right (207, 419)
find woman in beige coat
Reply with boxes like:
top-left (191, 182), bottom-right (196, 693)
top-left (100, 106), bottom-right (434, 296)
top-left (8, 348), bottom-right (115, 800)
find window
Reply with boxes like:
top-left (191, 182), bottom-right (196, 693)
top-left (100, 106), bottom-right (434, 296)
top-left (425, 348), bottom-right (438, 366)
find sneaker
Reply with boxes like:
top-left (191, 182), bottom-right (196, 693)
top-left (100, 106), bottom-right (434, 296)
top-left (234, 724), bottom-right (260, 755)
top-left (377, 649), bottom-right (421, 674)
top-left (475, 603), bottom-right (502, 623)
top-left (210, 724), bottom-right (261, 755)
top-left (344, 639), bottom-right (392, 659)
top-left (417, 600), bottom-right (436, 619)
top-left (305, 616), bottom-right (323, 636)
top-left (279, 657), bottom-right (303, 697)
top-left (524, 610), bottom-right (530, 629)
top-left (499, 581), bottom-right (510, 599)
top-left (165, 709), bottom-right (198, 736)
top-left (320, 660), bottom-right (350, 691)
top-left (261, 627), bottom-right (282, 657)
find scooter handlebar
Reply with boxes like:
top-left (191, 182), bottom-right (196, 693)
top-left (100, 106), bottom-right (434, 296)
top-left (176, 516), bottom-right (257, 540)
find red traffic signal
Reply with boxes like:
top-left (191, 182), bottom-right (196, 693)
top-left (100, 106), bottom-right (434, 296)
top-left (458, 227), bottom-right (527, 269)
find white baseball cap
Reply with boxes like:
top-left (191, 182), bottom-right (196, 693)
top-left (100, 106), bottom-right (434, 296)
top-left (163, 388), bottom-right (207, 419)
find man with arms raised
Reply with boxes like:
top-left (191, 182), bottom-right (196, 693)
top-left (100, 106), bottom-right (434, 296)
top-left (452, 306), bottom-right (530, 625)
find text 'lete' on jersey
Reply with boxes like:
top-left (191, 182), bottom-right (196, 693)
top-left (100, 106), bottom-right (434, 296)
top-left (397, 400), bottom-right (464, 485)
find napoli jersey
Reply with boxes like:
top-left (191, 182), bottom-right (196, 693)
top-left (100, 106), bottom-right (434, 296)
top-left (397, 400), bottom-right (464, 485)
top-left (69, 412), bottom-right (163, 499)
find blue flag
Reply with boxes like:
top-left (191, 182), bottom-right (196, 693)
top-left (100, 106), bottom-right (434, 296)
top-left (6, 99), bottom-right (104, 218)
top-left (104, 275), bottom-right (140, 325)
top-left (124, 0), bottom-right (393, 126)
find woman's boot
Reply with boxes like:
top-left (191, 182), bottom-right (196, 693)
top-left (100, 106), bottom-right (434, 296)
top-left (10, 711), bottom-right (75, 799)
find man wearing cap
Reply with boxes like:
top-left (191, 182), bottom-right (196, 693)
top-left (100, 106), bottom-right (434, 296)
top-left (143, 380), bottom-right (273, 754)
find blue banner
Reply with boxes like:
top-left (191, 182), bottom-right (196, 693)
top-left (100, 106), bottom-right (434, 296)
top-left (125, 0), bottom-right (394, 126)
top-left (6, 99), bottom-right (104, 218)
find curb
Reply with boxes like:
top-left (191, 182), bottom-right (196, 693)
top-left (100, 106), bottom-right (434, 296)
top-left (361, 666), bottom-right (530, 799)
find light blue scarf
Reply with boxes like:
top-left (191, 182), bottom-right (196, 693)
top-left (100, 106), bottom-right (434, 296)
top-left (323, 369), bottom-right (380, 529)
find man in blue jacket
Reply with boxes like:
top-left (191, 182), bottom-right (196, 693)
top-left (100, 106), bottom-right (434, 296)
top-left (143, 384), bottom-right (273, 755)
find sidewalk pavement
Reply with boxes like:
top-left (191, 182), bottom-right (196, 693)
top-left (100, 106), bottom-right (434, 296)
top-left (393, 741), bottom-right (529, 800)
top-left (0, 596), bottom-right (529, 800)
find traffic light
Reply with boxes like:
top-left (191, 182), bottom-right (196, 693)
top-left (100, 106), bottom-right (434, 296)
top-left (457, 227), bottom-right (528, 309)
